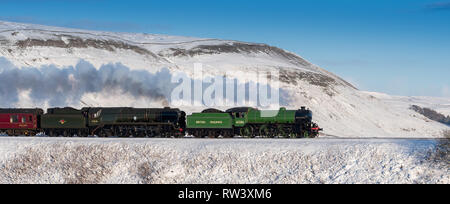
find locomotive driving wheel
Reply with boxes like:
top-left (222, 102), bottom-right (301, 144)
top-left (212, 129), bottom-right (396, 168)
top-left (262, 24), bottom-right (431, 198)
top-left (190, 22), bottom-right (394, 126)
top-left (303, 131), bottom-right (310, 138)
top-left (289, 133), bottom-right (297, 139)
top-left (99, 130), bottom-right (107, 138)
top-left (275, 125), bottom-right (287, 138)
top-left (259, 125), bottom-right (271, 138)
top-left (240, 126), bottom-right (253, 138)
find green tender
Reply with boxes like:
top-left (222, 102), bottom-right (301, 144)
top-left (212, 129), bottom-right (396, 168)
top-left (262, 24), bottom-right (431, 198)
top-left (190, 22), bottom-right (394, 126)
top-left (246, 107), bottom-right (296, 124)
top-left (187, 113), bottom-right (233, 129)
top-left (41, 108), bottom-right (86, 129)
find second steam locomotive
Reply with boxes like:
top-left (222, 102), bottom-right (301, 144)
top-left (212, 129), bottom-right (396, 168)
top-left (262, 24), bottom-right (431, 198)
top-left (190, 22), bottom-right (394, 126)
top-left (0, 107), bottom-right (321, 138)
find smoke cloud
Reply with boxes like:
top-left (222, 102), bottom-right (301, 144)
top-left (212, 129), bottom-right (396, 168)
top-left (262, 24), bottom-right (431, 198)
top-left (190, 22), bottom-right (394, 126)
top-left (0, 57), bottom-right (290, 109)
top-left (0, 57), bottom-right (173, 107)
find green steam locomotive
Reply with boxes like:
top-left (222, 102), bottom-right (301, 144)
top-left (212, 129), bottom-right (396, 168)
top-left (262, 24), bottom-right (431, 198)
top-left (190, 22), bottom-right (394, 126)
top-left (1, 106), bottom-right (321, 138)
top-left (187, 107), bottom-right (322, 138)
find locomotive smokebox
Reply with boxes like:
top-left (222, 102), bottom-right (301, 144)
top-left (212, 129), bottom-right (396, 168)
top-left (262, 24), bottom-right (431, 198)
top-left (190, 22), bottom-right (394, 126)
top-left (295, 108), bottom-right (313, 121)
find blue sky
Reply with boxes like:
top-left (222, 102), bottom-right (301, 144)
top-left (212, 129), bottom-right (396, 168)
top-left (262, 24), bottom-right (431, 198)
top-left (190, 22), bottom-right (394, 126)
top-left (1, 0), bottom-right (449, 97)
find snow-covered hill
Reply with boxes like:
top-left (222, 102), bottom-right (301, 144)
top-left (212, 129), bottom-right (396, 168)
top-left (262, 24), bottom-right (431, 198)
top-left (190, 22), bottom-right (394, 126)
top-left (0, 21), bottom-right (449, 137)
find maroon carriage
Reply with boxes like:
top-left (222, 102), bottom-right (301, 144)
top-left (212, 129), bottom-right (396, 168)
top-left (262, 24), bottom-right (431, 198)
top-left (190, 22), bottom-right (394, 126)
top-left (0, 109), bottom-right (44, 136)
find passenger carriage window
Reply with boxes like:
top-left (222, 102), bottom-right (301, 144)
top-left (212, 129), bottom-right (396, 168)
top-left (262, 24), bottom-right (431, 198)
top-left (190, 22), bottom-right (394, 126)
top-left (10, 115), bottom-right (18, 123)
top-left (21, 117), bottom-right (26, 123)
top-left (29, 116), bottom-right (33, 122)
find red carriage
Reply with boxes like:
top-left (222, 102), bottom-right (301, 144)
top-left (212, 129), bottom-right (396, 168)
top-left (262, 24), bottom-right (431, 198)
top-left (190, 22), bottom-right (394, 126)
top-left (0, 109), bottom-right (44, 136)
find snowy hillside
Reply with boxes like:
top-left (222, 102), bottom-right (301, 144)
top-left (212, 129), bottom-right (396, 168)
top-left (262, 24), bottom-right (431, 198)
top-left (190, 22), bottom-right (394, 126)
top-left (0, 137), bottom-right (447, 184)
top-left (365, 92), bottom-right (450, 117)
top-left (0, 21), bottom-right (449, 138)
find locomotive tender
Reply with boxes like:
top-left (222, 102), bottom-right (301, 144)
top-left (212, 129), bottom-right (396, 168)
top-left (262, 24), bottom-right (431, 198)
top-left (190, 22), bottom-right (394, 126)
top-left (0, 106), bottom-right (321, 138)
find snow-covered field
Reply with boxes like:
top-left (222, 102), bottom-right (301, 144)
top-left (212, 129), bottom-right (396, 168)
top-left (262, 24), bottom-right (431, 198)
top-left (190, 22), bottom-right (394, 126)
top-left (0, 137), bottom-right (447, 184)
